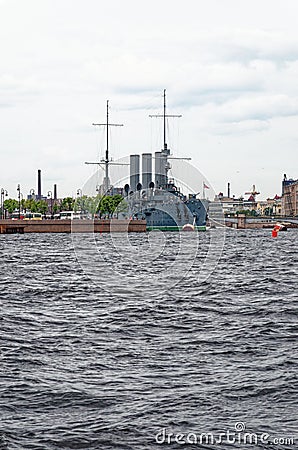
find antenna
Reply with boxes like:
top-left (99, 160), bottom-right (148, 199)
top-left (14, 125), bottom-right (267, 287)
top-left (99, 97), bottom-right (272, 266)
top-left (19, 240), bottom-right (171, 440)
top-left (85, 100), bottom-right (124, 194)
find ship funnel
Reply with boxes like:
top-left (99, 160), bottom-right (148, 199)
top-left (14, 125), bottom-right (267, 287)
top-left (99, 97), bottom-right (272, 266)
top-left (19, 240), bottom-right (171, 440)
top-left (142, 153), bottom-right (152, 189)
top-left (130, 155), bottom-right (140, 192)
top-left (155, 152), bottom-right (167, 187)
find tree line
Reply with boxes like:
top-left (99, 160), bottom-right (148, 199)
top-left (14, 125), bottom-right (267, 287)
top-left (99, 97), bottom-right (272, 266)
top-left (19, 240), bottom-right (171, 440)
top-left (3, 194), bottom-right (127, 218)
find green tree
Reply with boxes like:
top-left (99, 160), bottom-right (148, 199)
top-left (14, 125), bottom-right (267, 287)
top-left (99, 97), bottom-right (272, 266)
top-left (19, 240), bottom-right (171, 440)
top-left (112, 194), bottom-right (128, 218)
top-left (86, 196), bottom-right (101, 216)
top-left (97, 196), bottom-right (112, 217)
top-left (264, 207), bottom-right (273, 216)
top-left (74, 195), bottom-right (90, 213)
top-left (97, 194), bottom-right (128, 218)
top-left (53, 203), bottom-right (60, 214)
top-left (23, 198), bottom-right (38, 212)
top-left (36, 200), bottom-right (48, 215)
top-left (3, 199), bottom-right (18, 214)
top-left (60, 197), bottom-right (75, 211)
top-left (236, 210), bottom-right (250, 216)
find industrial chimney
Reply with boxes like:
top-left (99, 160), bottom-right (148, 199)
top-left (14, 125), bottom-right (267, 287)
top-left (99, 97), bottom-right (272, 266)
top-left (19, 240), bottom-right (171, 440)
top-left (37, 169), bottom-right (42, 200)
top-left (54, 184), bottom-right (57, 200)
top-left (227, 182), bottom-right (230, 198)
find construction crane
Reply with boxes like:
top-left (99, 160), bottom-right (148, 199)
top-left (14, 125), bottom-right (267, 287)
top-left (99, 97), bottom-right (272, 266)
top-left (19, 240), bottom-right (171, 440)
top-left (245, 184), bottom-right (260, 202)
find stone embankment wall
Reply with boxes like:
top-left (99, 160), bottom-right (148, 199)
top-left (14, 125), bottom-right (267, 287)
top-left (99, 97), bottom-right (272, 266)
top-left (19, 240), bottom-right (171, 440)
top-left (0, 219), bottom-right (146, 234)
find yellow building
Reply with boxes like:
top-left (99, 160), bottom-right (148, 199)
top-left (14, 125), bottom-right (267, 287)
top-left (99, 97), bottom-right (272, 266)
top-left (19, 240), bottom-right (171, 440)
top-left (256, 196), bottom-right (281, 216)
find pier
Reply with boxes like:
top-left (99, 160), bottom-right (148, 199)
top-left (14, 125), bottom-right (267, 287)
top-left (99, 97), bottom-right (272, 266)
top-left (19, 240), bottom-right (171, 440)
top-left (224, 214), bottom-right (298, 229)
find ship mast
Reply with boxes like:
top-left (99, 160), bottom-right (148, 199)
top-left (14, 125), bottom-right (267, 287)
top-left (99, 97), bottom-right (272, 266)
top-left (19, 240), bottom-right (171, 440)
top-left (163, 88), bottom-right (167, 152)
top-left (85, 100), bottom-right (123, 194)
top-left (150, 89), bottom-right (183, 186)
top-left (150, 89), bottom-right (182, 156)
top-left (104, 100), bottom-right (110, 192)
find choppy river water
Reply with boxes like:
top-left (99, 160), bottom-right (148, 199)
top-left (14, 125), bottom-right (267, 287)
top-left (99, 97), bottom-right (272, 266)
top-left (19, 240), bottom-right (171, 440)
top-left (0, 229), bottom-right (297, 449)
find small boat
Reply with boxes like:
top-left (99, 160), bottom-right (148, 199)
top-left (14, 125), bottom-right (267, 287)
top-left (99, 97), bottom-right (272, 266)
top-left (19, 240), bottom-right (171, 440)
top-left (274, 222), bottom-right (288, 231)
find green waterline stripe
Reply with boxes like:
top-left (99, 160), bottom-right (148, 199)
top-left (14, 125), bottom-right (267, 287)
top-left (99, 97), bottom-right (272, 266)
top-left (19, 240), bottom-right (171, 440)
top-left (146, 226), bottom-right (207, 231)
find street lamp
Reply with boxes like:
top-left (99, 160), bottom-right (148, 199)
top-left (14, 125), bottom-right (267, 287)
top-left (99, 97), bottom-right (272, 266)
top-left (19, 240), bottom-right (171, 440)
top-left (17, 184), bottom-right (21, 219)
top-left (47, 191), bottom-right (53, 219)
top-left (1, 188), bottom-right (8, 219)
top-left (76, 188), bottom-right (83, 216)
top-left (29, 188), bottom-right (35, 200)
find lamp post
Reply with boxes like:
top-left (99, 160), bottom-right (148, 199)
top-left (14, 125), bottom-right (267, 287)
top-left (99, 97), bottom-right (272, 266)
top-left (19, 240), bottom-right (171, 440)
top-left (29, 188), bottom-right (35, 200)
top-left (47, 191), bottom-right (53, 219)
top-left (1, 188), bottom-right (8, 219)
top-left (17, 184), bottom-right (21, 219)
top-left (77, 189), bottom-right (83, 215)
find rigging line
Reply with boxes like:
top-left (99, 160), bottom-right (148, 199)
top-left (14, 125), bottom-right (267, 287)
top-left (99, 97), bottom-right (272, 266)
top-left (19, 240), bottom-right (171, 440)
top-left (108, 125), bottom-right (113, 159)
top-left (95, 123), bottom-right (106, 162)
top-left (170, 121), bottom-right (174, 154)
top-left (146, 93), bottom-right (165, 110)
top-left (93, 122), bottom-right (100, 162)
top-left (166, 118), bottom-right (170, 148)
top-left (177, 118), bottom-right (180, 156)
top-left (98, 125), bottom-right (104, 162)
top-left (133, 92), bottom-right (163, 111)
top-left (150, 117), bottom-right (152, 153)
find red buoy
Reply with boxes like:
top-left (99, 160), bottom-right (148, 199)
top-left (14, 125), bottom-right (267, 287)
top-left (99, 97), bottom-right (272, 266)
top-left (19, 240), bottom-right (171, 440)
top-left (272, 229), bottom-right (278, 238)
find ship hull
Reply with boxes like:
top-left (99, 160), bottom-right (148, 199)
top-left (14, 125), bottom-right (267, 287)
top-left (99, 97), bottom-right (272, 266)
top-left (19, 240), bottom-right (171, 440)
top-left (131, 194), bottom-right (208, 231)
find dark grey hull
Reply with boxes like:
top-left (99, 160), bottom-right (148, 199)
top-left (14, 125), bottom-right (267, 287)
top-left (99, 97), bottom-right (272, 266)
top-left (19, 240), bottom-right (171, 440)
top-left (131, 192), bottom-right (208, 231)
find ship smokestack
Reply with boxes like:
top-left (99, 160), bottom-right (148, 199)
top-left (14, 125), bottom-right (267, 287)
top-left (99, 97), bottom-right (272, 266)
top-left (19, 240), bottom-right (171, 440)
top-left (142, 153), bottom-right (152, 189)
top-left (54, 184), bottom-right (57, 200)
top-left (37, 169), bottom-right (42, 199)
top-left (155, 151), bottom-right (167, 187)
top-left (227, 182), bottom-right (230, 198)
top-left (130, 155), bottom-right (140, 192)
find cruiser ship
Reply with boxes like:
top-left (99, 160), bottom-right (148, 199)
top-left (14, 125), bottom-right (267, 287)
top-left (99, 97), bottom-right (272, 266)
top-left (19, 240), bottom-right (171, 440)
top-left (125, 90), bottom-right (208, 231)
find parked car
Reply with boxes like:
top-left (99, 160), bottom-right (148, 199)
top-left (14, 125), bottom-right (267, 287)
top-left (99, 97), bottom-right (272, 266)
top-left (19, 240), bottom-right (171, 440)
top-left (11, 212), bottom-right (25, 220)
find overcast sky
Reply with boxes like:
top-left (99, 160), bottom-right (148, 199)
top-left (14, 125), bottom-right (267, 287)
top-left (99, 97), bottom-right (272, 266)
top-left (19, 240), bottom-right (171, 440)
top-left (1, 0), bottom-right (298, 199)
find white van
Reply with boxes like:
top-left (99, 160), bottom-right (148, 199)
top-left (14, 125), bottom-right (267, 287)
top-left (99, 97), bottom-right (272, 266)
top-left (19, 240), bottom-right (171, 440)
top-left (60, 211), bottom-right (81, 220)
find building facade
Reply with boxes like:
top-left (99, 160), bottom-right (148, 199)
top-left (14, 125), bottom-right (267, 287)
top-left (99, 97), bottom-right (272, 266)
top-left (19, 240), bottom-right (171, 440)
top-left (282, 176), bottom-right (298, 216)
